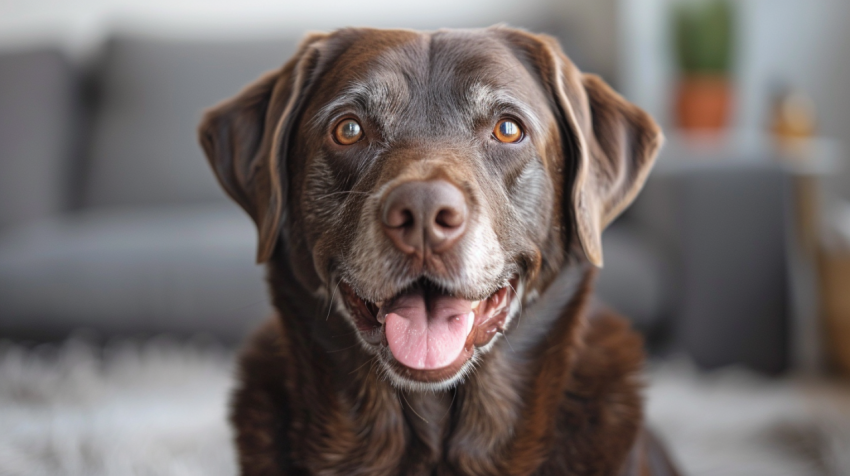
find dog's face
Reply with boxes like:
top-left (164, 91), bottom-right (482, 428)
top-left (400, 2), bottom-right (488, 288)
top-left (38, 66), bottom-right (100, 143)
top-left (200, 27), bottom-right (662, 390)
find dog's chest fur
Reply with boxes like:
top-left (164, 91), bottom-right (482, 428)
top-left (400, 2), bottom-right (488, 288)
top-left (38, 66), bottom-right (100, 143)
top-left (231, 266), bottom-right (644, 476)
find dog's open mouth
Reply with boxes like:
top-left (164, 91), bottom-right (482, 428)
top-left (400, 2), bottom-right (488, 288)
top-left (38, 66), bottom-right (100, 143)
top-left (339, 278), bottom-right (516, 380)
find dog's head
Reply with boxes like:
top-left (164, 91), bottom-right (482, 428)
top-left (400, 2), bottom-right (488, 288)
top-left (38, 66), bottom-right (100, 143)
top-left (199, 27), bottom-right (662, 390)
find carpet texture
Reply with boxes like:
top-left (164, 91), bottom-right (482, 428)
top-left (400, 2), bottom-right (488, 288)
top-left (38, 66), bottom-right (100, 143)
top-left (646, 361), bottom-right (850, 476)
top-left (1, 337), bottom-right (849, 476)
top-left (0, 337), bottom-right (236, 476)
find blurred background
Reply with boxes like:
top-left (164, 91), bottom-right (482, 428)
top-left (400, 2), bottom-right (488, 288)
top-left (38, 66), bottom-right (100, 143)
top-left (1, 0), bottom-right (850, 475)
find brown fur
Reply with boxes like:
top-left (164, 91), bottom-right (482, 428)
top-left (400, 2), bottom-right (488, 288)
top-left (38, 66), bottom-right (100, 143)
top-left (200, 26), bottom-right (678, 475)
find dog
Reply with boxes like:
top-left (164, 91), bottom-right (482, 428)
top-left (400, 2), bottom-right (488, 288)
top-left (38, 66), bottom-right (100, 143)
top-left (199, 26), bottom-right (679, 475)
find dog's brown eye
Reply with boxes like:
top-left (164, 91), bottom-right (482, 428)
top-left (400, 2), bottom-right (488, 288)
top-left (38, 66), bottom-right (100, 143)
top-left (493, 119), bottom-right (523, 143)
top-left (333, 119), bottom-right (363, 145)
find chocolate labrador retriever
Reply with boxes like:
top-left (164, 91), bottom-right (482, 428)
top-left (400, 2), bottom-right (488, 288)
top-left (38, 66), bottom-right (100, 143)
top-left (199, 26), bottom-right (679, 475)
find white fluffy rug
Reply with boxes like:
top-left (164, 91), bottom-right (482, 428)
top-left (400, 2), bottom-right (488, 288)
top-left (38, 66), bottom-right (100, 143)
top-left (646, 361), bottom-right (850, 476)
top-left (1, 337), bottom-right (849, 476)
top-left (0, 337), bottom-right (236, 476)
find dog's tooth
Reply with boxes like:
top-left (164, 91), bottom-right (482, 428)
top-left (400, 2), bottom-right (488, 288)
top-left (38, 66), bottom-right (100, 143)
top-left (470, 300), bottom-right (481, 310)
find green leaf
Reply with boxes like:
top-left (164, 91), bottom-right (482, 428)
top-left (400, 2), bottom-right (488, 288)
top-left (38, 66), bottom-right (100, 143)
top-left (673, 0), bottom-right (734, 74)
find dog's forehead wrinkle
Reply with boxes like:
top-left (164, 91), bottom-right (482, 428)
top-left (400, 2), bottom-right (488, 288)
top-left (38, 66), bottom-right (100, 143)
top-left (316, 34), bottom-right (545, 143)
top-left (371, 38), bottom-right (489, 136)
top-left (311, 41), bottom-right (424, 129)
top-left (312, 81), bottom-right (408, 136)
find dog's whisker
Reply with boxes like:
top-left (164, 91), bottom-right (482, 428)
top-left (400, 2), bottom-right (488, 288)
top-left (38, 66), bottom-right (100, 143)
top-left (327, 343), bottom-right (359, 353)
top-left (315, 190), bottom-right (371, 200)
top-left (331, 330), bottom-right (361, 338)
top-left (349, 356), bottom-right (376, 375)
top-left (326, 279), bottom-right (341, 321)
top-left (508, 282), bottom-right (523, 329)
top-left (502, 331), bottom-right (515, 353)
top-left (439, 388), bottom-right (457, 423)
top-left (399, 391), bottom-right (429, 424)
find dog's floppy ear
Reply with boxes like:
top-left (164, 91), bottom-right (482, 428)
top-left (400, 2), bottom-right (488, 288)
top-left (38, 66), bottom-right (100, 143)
top-left (500, 29), bottom-right (663, 267)
top-left (562, 70), bottom-right (663, 267)
top-left (199, 34), bottom-right (327, 263)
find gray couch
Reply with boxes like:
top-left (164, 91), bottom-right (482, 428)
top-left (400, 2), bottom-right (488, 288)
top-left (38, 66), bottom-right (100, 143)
top-left (0, 35), bottom-right (678, 347)
top-left (0, 38), bottom-right (308, 341)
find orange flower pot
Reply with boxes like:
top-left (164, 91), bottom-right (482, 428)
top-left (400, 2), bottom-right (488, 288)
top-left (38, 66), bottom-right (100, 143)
top-left (675, 75), bottom-right (733, 131)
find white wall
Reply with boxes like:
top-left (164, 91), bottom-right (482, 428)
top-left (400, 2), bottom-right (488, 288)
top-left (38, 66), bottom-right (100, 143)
top-left (735, 0), bottom-right (850, 144)
top-left (0, 0), bottom-right (557, 59)
top-left (620, 1), bottom-right (850, 147)
top-left (620, 0), bottom-right (850, 197)
top-left (619, 0), bottom-right (674, 126)
top-left (0, 0), bottom-right (624, 80)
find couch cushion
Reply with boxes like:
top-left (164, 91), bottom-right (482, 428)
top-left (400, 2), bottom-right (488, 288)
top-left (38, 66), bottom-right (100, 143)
top-left (84, 36), bottom-right (297, 207)
top-left (0, 48), bottom-right (77, 228)
top-left (0, 204), bottom-right (270, 341)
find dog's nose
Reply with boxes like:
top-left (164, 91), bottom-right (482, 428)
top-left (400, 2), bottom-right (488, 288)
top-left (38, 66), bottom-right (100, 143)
top-left (382, 180), bottom-right (467, 255)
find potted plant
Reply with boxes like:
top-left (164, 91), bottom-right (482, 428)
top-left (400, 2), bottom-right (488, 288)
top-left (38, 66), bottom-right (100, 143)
top-left (672, 0), bottom-right (735, 131)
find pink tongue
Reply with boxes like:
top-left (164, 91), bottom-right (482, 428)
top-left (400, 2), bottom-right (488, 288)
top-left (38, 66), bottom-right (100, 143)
top-left (382, 288), bottom-right (474, 370)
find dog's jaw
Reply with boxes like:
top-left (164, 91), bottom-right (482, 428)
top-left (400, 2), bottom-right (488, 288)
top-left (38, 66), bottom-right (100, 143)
top-left (335, 275), bottom-right (523, 391)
